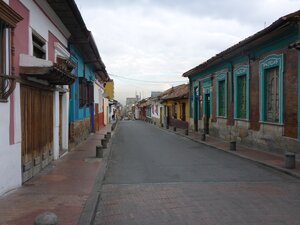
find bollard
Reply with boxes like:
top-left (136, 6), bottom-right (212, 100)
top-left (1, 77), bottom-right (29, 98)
top-left (101, 138), bottom-right (107, 148)
top-left (166, 124), bottom-right (169, 129)
top-left (106, 132), bottom-right (111, 140)
top-left (230, 141), bottom-right (236, 151)
top-left (285, 152), bottom-right (296, 169)
top-left (201, 133), bottom-right (206, 141)
top-left (161, 123), bottom-right (163, 128)
top-left (96, 145), bottom-right (103, 158)
top-left (34, 212), bottom-right (58, 225)
top-left (173, 127), bottom-right (177, 132)
top-left (185, 129), bottom-right (189, 135)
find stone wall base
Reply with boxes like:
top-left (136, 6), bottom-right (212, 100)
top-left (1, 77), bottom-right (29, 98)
top-left (210, 118), bottom-right (300, 154)
top-left (69, 118), bottom-right (90, 150)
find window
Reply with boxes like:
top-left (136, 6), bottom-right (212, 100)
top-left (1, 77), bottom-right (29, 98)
top-left (79, 77), bottom-right (87, 108)
top-left (32, 32), bottom-right (46, 59)
top-left (172, 103), bottom-right (177, 118)
top-left (0, 2), bottom-right (22, 102)
top-left (218, 80), bottom-right (226, 116)
top-left (181, 102), bottom-right (186, 121)
top-left (259, 54), bottom-right (283, 124)
top-left (234, 66), bottom-right (249, 120)
top-left (0, 22), bottom-right (7, 75)
top-left (87, 81), bottom-right (93, 106)
top-left (237, 75), bottom-right (247, 118)
top-left (265, 67), bottom-right (279, 122)
top-left (0, 22), bottom-right (14, 102)
top-left (217, 73), bottom-right (227, 117)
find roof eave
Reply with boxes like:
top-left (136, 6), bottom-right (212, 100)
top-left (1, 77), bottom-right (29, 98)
top-left (183, 10), bottom-right (300, 78)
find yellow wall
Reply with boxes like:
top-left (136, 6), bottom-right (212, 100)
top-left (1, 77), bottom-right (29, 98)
top-left (104, 80), bottom-right (114, 100)
top-left (162, 98), bottom-right (190, 122)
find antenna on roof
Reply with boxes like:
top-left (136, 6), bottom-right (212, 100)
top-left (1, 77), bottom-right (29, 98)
top-left (264, 21), bottom-right (267, 28)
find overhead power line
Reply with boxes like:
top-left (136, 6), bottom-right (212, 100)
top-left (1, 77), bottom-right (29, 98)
top-left (108, 73), bottom-right (187, 84)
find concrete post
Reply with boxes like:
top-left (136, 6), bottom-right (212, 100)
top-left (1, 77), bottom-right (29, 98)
top-left (230, 141), bottom-right (236, 151)
top-left (62, 90), bottom-right (69, 151)
top-left (106, 132), bottom-right (111, 139)
top-left (96, 145), bottom-right (103, 158)
top-left (34, 212), bottom-right (58, 225)
top-left (101, 139), bottom-right (107, 148)
top-left (201, 133), bottom-right (206, 141)
top-left (285, 152), bottom-right (296, 169)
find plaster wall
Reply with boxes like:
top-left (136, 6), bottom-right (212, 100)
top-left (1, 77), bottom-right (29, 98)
top-left (20, 0), bottom-right (68, 52)
top-left (0, 95), bottom-right (22, 195)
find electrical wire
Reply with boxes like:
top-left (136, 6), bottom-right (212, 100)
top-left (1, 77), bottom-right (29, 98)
top-left (108, 73), bottom-right (187, 84)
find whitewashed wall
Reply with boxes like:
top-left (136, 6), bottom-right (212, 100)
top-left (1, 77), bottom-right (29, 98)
top-left (20, 0), bottom-right (69, 57)
top-left (0, 9), bottom-right (22, 193)
top-left (94, 81), bottom-right (104, 114)
top-left (103, 98), bottom-right (109, 125)
top-left (151, 102), bottom-right (162, 119)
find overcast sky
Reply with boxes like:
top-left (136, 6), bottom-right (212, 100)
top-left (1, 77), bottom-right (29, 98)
top-left (74, 0), bottom-right (299, 105)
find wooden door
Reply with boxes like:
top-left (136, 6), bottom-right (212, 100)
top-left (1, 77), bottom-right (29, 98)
top-left (204, 93), bottom-right (210, 134)
top-left (21, 85), bottom-right (53, 182)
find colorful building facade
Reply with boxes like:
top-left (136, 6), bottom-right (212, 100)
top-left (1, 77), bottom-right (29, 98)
top-left (184, 10), bottom-right (300, 153)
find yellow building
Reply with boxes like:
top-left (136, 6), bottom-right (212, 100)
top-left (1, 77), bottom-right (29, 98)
top-left (104, 80), bottom-right (114, 100)
top-left (160, 84), bottom-right (190, 129)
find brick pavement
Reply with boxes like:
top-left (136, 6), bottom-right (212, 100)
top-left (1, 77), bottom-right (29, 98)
top-left (93, 121), bottom-right (300, 225)
top-left (0, 124), bottom-right (113, 225)
top-left (95, 182), bottom-right (300, 225)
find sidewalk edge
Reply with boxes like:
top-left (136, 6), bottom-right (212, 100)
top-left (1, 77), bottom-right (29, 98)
top-left (77, 123), bottom-right (117, 225)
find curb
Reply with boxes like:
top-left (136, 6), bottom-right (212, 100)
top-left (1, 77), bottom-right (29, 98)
top-left (77, 123), bottom-right (118, 225)
top-left (154, 123), bottom-right (300, 180)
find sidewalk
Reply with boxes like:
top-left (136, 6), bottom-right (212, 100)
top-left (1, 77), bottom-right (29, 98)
top-left (0, 124), bottom-right (114, 225)
top-left (162, 124), bottom-right (300, 179)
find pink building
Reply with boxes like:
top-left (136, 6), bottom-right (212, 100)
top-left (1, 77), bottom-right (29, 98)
top-left (0, 0), bottom-right (76, 195)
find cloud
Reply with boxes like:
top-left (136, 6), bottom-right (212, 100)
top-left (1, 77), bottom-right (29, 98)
top-left (74, 0), bottom-right (299, 104)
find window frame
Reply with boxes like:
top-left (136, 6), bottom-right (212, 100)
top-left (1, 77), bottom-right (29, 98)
top-left (202, 78), bottom-right (212, 118)
top-left (79, 77), bottom-right (87, 108)
top-left (234, 65), bottom-right (250, 120)
top-left (216, 72), bottom-right (227, 118)
top-left (32, 30), bottom-right (46, 60)
top-left (259, 54), bottom-right (284, 124)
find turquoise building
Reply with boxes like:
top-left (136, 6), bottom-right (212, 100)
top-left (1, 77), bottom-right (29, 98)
top-left (183, 10), bottom-right (300, 153)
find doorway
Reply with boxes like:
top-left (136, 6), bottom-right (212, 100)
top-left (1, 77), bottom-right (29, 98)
top-left (204, 93), bottom-right (210, 134)
top-left (194, 87), bottom-right (199, 131)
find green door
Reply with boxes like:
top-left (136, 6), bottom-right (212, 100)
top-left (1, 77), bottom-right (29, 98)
top-left (194, 87), bottom-right (199, 131)
top-left (204, 93), bottom-right (210, 134)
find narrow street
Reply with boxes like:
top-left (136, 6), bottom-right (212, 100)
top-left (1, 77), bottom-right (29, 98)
top-left (93, 120), bottom-right (300, 225)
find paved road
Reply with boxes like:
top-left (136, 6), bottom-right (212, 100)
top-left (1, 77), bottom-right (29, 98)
top-left (93, 120), bottom-right (300, 225)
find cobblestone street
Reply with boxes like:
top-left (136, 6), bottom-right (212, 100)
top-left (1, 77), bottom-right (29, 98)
top-left (93, 121), bottom-right (300, 225)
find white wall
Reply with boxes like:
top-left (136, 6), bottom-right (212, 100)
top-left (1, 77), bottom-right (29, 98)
top-left (151, 102), bottom-right (162, 119)
top-left (0, 88), bottom-right (22, 195)
top-left (20, 0), bottom-right (69, 58)
top-left (103, 98), bottom-right (109, 125)
top-left (0, 20), bottom-right (22, 194)
top-left (94, 81), bottom-right (105, 114)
